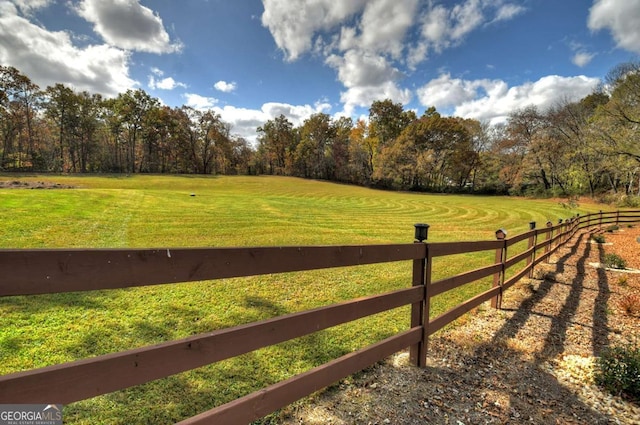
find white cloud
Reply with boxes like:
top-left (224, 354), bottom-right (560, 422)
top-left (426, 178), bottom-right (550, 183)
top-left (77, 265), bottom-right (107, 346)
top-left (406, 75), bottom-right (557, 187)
top-left (262, 101), bottom-right (331, 124)
top-left (572, 51), bottom-right (595, 67)
top-left (11, 0), bottom-right (50, 14)
top-left (0, 1), bottom-right (136, 96)
top-left (353, 0), bottom-right (418, 59)
top-left (418, 0), bottom-right (485, 52)
top-left (419, 74), bottom-right (600, 125)
top-left (326, 49), bottom-right (411, 115)
top-left (184, 93), bottom-right (218, 109)
top-left (183, 95), bottom-right (332, 143)
top-left (493, 3), bottom-right (526, 23)
top-left (420, 5), bottom-right (449, 47)
top-left (214, 81), bottom-right (237, 93)
top-left (339, 82), bottom-right (412, 116)
top-left (326, 50), bottom-right (403, 88)
top-left (212, 101), bottom-right (332, 145)
top-left (261, 0), bottom-right (367, 61)
top-left (76, 0), bottom-right (182, 54)
top-left (149, 76), bottom-right (186, 90)
top-left (449, 0), bottom-right (484, 41)
top-left (406, 42), bottom-right (429, 70)
top-left (588, 0), bottom-right (640, 54)
top-left (417, 73), bottom-right (495, 109)
top-left (261, 0), bottom-right (525, 117)
top-left (413, 1), bottom-right (525, 66)
top-left (211, 105), bottom-right (266, 143)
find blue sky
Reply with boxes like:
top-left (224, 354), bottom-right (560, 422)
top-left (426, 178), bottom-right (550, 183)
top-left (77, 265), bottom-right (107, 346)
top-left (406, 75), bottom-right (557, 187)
top-left (1, 0), bottom-right (639, 143)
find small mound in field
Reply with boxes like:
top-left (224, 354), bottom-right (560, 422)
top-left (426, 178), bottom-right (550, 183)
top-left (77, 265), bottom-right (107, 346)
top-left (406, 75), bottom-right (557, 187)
top-left (0, 180), bottom-right (75, 189)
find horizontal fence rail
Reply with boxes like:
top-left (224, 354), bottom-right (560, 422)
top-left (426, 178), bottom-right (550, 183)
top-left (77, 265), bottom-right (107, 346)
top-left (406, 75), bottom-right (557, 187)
top-left (0, 287), bottom-right (423, 404)
top-left (1, 209), bottom-right (639, 424)
top-left (0, 244), bottom-right (425, 296)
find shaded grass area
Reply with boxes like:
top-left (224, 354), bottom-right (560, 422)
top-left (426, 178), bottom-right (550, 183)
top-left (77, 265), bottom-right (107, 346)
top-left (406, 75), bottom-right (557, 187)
top-left (0, 174), bottom-right (604, 423)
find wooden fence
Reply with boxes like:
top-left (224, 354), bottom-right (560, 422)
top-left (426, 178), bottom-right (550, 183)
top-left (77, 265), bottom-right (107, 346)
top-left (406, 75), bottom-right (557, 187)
top-left (1, 209), bottom-right (639, 424)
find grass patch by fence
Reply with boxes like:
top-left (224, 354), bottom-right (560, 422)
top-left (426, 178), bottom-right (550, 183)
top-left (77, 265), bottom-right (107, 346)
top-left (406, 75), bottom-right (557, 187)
top-left (0, 174), bottom-right (604, 423)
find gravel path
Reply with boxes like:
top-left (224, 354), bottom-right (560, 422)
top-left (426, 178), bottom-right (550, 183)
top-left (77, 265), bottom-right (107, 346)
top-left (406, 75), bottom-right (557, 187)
top-left (280, 226), bottom-right (640, 425)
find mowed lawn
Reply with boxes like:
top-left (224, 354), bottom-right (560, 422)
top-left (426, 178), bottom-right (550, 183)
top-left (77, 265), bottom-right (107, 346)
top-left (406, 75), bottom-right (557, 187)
top-left (0, 174), bottom-right (603, 424)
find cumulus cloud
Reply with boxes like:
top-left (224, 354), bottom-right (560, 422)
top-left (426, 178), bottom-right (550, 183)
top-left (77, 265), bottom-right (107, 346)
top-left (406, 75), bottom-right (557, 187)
top-left (326, 50), bottom-right (411, 114)
top-left (182, 91), bottom-right (332, 144)
top-left (261, 0), bottom-right (526, 116)
top-left (572, 51), bottom-right (595, 67)
top-left (493, 3), bottom-right (526, 23)
top-left (184, 93), bottom-right (218, 109)
top-left (339, 82), bottom-right (412, 116)
top-left (418, 74), bottom-right (600, 125)
top-left (588, 0), bottom-right (640, 54)
top-left (411, 1), bottom-right (525, 67)
top-left (76, 0), bottom-right (182, 53)
top-left (0, 1), bottom-right (136, 96)
top-left (261, 0), bottom-right (367, 61)
top-left (417, 73), bottom-right (496, 109)
top-left (148, 76), bottom-right (186, 90)
top-left (326, 50), bottom-right (403, 88)
top-left (210, 101), bottom-right (332, 145)
top-left (214, 81), bottom-right (237, 93)
top-left (262, 101), bottom-right (331, 123)
top-left (11, 0), bottom-right (50, 14)
top-left (351, 0), bottom-right (418, 59)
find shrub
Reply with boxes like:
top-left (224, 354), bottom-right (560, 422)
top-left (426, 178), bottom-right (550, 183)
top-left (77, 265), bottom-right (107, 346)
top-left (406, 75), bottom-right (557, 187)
top-left (618, 195), bottom-right (640, 208)
top-left (618, 294), bottom-right (640, 316)
top-left (595, 343), bottom-right (640, 402)
top-left (603, 253), bottom-right (627, 269)
top-left (592, 234), bottom-right (606, 244)
top-left (617, 275), bottom-right (628, 287)
top-left (606, 225), bottom-right (620, 233)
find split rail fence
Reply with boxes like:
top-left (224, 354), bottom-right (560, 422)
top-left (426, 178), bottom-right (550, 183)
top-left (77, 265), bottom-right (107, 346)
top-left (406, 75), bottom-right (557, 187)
top-left (1, 209), bottom-right (639, 424)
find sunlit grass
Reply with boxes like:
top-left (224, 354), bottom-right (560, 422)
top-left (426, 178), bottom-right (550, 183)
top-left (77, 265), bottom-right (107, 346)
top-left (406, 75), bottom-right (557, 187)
top-left (0, 174), bottom-right (604, 424)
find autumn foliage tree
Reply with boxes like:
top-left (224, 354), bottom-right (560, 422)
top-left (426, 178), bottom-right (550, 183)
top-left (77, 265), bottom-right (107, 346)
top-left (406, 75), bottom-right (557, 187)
top-left (375, 107), bottom-right (476, 191)
top-left (4, 61), bottom-right (640, 200)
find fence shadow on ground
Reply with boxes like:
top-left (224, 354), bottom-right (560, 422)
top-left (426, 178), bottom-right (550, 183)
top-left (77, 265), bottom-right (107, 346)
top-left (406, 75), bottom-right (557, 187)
top-left (282, 230), bottom-right (620, 424)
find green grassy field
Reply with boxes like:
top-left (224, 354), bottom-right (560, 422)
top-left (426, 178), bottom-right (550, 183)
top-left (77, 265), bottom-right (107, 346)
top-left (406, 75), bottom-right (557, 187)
top-left (0, 174), bottom-right (604, 424)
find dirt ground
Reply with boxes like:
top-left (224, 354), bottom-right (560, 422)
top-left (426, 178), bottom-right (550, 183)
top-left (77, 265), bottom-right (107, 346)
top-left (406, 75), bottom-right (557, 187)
top-left (279, 225), bottom-right (640, 425)
top-left (0, 179), bottom-right (75, 189)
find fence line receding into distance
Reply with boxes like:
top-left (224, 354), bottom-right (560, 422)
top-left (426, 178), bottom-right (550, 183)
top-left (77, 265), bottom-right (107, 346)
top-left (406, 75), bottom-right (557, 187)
top-left (1, 209), bottom-right (639, 424)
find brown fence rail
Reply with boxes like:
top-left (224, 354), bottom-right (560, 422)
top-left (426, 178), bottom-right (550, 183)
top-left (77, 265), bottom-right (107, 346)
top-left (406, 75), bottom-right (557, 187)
top-left (1, 209), bottom-right (639, 424)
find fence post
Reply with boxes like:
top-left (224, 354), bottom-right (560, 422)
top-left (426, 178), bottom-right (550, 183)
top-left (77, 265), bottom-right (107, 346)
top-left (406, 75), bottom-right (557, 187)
top-left (545, 221), bottom-right (553, 262)
top-left (410, 223), bottom-right (429, 367)
top-left (527, 221), bottom-right (536, 278)
top-left (599, 210), bottom-right (603, 229)
top-left (492, 229), bottom-right (507, 309)
top-left (616, 209), bottom-right (620, 226)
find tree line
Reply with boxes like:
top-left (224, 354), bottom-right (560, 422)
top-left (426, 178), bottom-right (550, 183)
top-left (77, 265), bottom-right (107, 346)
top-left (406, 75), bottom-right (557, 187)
top-left (1, 62), bottom-right (639, 198)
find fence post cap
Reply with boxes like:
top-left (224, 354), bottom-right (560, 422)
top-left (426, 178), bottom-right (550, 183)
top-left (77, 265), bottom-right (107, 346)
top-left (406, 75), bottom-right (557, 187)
top-left (414, 223), bottom-right (430, 242)
top-left (529, 221), bottom-right (536, 230)
top-left (495, 229), bottom-right (507, 239)
top-left (546, 221), bottom-right (553, 227)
